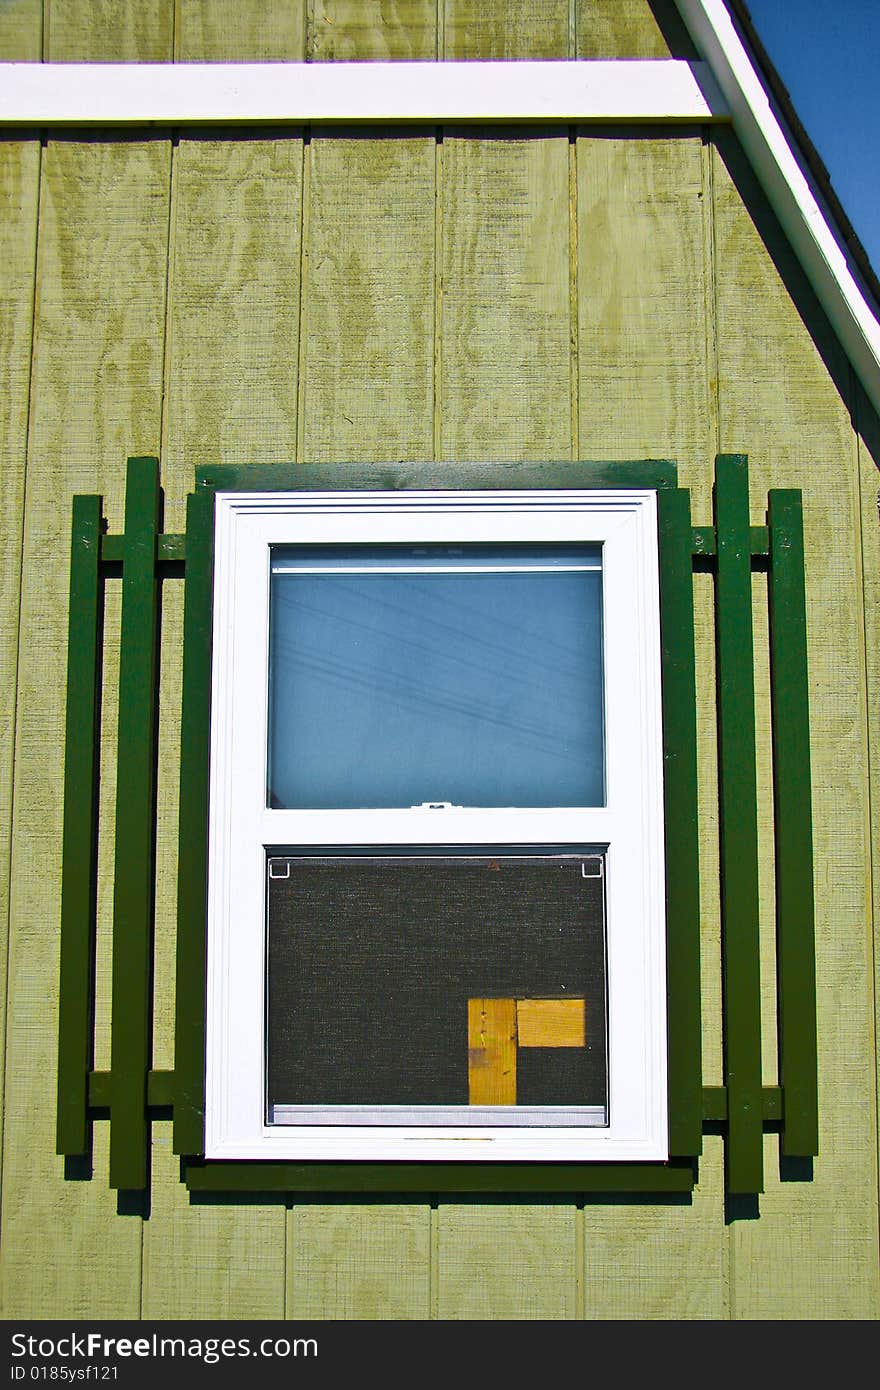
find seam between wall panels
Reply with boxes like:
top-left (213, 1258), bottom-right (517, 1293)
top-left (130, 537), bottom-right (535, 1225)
top-left (433, 129), bottom-right (443, 461)
top-left (568, 128), bottom-right (579, 463)
top-left (294, 132), bottom-right (310, 464)
top-left (851, 373), bottom-right (880, 1264)
top-left (0, 133), bottom-right (44, 1237)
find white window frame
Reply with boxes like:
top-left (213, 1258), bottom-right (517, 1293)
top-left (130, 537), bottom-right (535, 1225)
top-left (205, 487), bottom-right (668, 1162)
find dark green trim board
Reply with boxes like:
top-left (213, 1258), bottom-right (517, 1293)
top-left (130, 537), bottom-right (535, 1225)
top-left (56, 454), bottom-right (817, 1204)
top-left (195, 459), bottom-right (678, 494)
top-left (767, 490), bottom-right (819, 1158)
top-left (657, 488), bottom-right (702, 1157)
top-left (108, 458), bottom-right (162, 1191)
top-left (57, 496), bottom-right (104, 1158)
top-left (173, 487), bottom-right (215, 1157)
top-left (183, 1160), bottom-right (697, 1196)
top-left (714, 455), bottom-right (764, 1196)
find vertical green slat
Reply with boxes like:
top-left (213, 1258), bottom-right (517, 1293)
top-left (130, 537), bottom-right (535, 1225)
top-left (109, 457), bottom-right (161, 1189)
top-left (657, 487), bottom-right (703, 1156)
top-left (767, 489), bottom-right (818, 1156)
top-left (173, 486), bottom-right (215, 1156)
top-left (714, 454), bottom-right (763, 1194)
top-left (57, 495), bottom-right (104, 1156)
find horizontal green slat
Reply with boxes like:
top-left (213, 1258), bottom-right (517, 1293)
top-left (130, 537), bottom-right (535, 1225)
top-left (195, 460), bottom-right (678, 494)
top-left (101, 532), bottom-right (185, 564)
top-left (89, 1070), bottom-right (175, 1108)
top-left (658, 488), bottom-right (702, 1156)
top-left (714, 454), bottom-right (763, 1195)
top-left (109, 457), bottom-right (161, 1190)
top-left (173, 488), bottom-right (215, 1155)
top-left (57, 495), bottom-right (104, 1157)
top-left (767, 489), bottom-right (818, 1157)
top-left (691, 525), bottom-right (770, 557)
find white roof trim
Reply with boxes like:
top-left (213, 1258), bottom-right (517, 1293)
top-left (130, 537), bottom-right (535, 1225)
top-left (675, 0), bottom-right (880, 417)
top-left (0, 58), bottom-right (727, 125)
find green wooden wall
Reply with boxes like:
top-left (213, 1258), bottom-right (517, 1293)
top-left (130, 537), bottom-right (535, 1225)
top-left (0, 0), bottom-right (878, 1320)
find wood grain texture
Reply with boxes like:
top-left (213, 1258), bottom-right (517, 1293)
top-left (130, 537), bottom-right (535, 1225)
top-left (177, 0), bottom-right (305, 61)
top-left (577, 133), bottom-right (710, 479)
top-left (287, 1206), bottom-right (431, 1318)
top-left (574, 128), bottom-right (726, 1314)
top-left (139, 134), bottom-right (302, 1317)
top-left (443, 1), bottom-right (569, 58)
top-left (141, 1127), bottom-right (286, 1318)
top-left (852, 387), bottom-right (880, 1230)
top-left (0, 138), bottom-right (170, 1317)
top-left (581, 1138), bottom-right (725, 1318)
top-left (440, 133), bottom-right (571, 461)
top-left (298, 135), bottom-right (435, 463)
top-left (0, 140), bottom-right (39, 1138)
top-left (45, 0), bottom-right (173, 60)
top-left (468, 997), bottom-right (517, 1103)
top-left (575, 0), bottom-right (694, 57)
top-left (160, 136), bottom-right (303, 528)
top-left (436, 1206), bottom-right (577, 1318)
top-left (0, 0), bottom-right (42, 58)
top-left (308, 0), bottom-right (436, 61)
top-left (435, 124), bottom-right (578, 1317)
top-left (286, 128), bottom-right (436, 1318)
top-left (711, 131), bottom-right (880, 1318)
top-left (517, 998), bottom-right (585, 1048)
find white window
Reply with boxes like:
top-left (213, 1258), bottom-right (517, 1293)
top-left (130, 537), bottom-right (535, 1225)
top-left (205, 488), bottom-right (667, 1162)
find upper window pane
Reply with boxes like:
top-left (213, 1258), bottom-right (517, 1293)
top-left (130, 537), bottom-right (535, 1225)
top-left (267, 543), bottom-right (604, 809)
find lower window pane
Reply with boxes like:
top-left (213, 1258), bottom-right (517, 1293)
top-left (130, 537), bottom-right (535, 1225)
top-left (266, 853), bottom-right (609, 1126)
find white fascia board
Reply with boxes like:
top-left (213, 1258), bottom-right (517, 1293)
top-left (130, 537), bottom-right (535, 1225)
top-left (675, 0), bottom-right (880, 420)
top-left (0, 58), bottom-right (727, 125)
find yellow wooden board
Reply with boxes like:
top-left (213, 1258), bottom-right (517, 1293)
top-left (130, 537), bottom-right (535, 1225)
top-left (468, 997), bottom-right (517, 1104)
top-left (517, 998), bottom-right (586, 1048)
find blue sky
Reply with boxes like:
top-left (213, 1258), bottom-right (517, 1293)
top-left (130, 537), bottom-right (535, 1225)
top-left (743, 0), bottom-right (880, 278)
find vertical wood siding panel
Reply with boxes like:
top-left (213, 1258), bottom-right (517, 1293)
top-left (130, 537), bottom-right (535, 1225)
top-left (307, 1), bottom-right (436, 61)
top-left (575, 131), bottom-right (725, 1319)
top-left (436, 1206), bottom-right (577, 1319)
top-left (0, 139), bottom-right (170, 1317)
top-left (288, 1207), bottom-right (431, 1318)
top-left (176, 2), bottom-right (305, 61)
top-left (45, 0), bottom-right (173, 60)
top-left (0, 140), bottom-right (40, 1140)
top-left (436, 130), bottom-right (576, 1314)
top-left (440, 134), bottom-right (572, 462)
top-left (853, 393), bottom-right (880, 1241)
top-left (287, 131), bottom-right (435, 1317)
top-left (712, 134), bottom-right (880, 1319)
top-left (443, 1), bottom-right (569, 58)
top-left (299, 136), bottom-right (435, 463)
top-left (0, 0), bottom-right (42, 58)
top-left (140, 135), bottom-right (302, 1318)
top-left (575, 0), bottom-right (695, 57)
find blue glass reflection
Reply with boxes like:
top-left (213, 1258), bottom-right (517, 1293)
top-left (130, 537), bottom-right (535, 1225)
top-left (267, 544), bottom-right (604, 809)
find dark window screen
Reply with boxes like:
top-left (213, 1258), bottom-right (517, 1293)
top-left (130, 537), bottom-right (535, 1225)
top-left (266, 854), bottom-right (608, 1124)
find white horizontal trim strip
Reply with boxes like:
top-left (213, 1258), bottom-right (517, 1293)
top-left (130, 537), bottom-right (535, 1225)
top-left (676, 0), bottom-right (880, 421)
top-left (270, 1105), bottom-right (608, 1127)
top-left (0, 58), bottom-right (728, 125)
